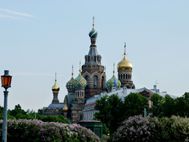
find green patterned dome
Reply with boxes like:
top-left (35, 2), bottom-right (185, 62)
top-left (66, 77), bottom-right (77, 92)
top-left (89, 28), bottom-right (98, 38)
top-left (106, 75), bottom-right (121, 90)
top-left (75, 73), bottom-right (87, 90)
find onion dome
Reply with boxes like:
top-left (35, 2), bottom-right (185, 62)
top-left (66, 77), bottom-right (77, 92)
top-left (89, 28), bottom-right (98, 38)
top-left (118, 43), bottom-right (133, 70)
top-left (75, 70), bottom-right (87, 90)
top-left (66, 66), bottom-right (77, 92)
top-left (118, 57), bottom-right (132, 69)
top-left (89, 17), bottom-right (98, 38)
top-left (107, 64), bottom-right (121, 90)
top-left (52, 73), bottom-right (60, 91)
top-left (107, 75), bottom-right (121, 89)
top-left (52, 80), bottom-right (60, 90)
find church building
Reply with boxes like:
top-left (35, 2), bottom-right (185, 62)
top-left (41, 18), bottom-right (168, 123)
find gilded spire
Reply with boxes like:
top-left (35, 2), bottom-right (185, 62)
top-left (55, 72), bottom-right (57, 81)
top-left (124, 42), bottom-right (126, 57)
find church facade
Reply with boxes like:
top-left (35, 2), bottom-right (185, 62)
top-left (63, 19), bottom-right (136, 123)
top-left (41, 19), bottom-right (167, 123)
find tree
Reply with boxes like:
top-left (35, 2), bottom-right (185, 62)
top-left (123, 93), bottom-right (148, 118)
top-left (175, 92), bottom-right (189, 117)
top-left (95, 94), bottom-right (124, 134)
top-left (4, 104), bottom-right (69, 123)
top-left (161, 95), bottom-right (176, 117)
top-left (95, 93), bottom-right (148, 135)
top-left (150, 93), bottom-right (164, 116)
top-left (9, 104), bottom-right (27, 119)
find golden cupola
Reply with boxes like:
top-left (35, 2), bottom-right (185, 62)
top-left (52, 73), bottom-right (60, 104)
top-left (118, 42), bottom-right (132, 70)
top-left (117, 42), bottom-right (135, 89)
top-left (52, 79), bottom-right (60, 91)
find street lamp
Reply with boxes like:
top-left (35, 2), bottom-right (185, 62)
top-left (1, 70), bottom-right (12, 142)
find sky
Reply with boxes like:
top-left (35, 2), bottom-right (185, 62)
top-left (0, 0), bottom-right (188, 111)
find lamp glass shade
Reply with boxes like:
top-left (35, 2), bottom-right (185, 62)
top-left (1, 70), bottom-right (12, 89)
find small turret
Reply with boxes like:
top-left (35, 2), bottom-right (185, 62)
top-left (89, 16), bottom-right (98, 45)
top-left (52, 73), bottom-right (60, 104)
top-left (117, 42), bottom-right (135, 89)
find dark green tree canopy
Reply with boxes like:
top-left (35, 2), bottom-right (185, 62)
top-left (95, 93), bottom-right (148, 135)
top-left (95, 92), bottom-right (189, 136)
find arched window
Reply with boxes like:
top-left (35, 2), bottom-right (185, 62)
top-left (123, 74), bottom-right (125, 79)
top-left (93, 75), bottom-right (98, 88)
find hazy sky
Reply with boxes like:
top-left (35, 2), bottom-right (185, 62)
top-left (0, 1), bottom-right (188, 111)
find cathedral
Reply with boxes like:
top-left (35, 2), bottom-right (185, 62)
top-left (41, 18), bottom-right (167, 123)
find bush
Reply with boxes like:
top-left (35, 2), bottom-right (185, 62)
top-left (150, 116), bottom-right (189, 142)
top-left (0, 119), bottom-right (100, 142)
top-left (112, 115), bottom-right (189, 142)
top-left (112, 115), bottom-right (152, 142)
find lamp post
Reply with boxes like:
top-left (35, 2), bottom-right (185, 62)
top-left (1, 70), bottom-right (12, 142)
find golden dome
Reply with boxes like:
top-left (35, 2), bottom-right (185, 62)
top-left (52, 80), bottom-right (60, 90)
top-left (118, 42), bottom-right (133, 69)
top-left (118, 56), bottom-right (132, 69)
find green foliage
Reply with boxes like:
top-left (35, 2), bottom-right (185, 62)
top-left (174, 92), bottom-right (189, 117)
top-left (95, 92), bottom-right (189, 136)
top-left (151, 93), bottom-right (189, 117)
top-left (95, 93), bottom-right (148, 135)
top-left (37, 115), bottom-right (69, 123)
top-left (150, 93), bottom-right (163, 116)
top-left (161, 95), bottom-right (176, 117)
top-left (95, 94), bottom-right (124, 134)
top-left (0, 120), bottom-right (100, 142)
top-left (9, 104), bottom-right (27, 118)
top-left (124, 93), bottom-right (148, 118)
top-left (0, 104), bottom-right (69, 123)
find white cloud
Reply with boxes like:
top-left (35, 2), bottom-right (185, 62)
top-left (0, 8), bottom-right (33, 19)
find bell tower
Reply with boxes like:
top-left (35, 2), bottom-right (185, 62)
top-left (82, 17), bottom-right (106, 98)
top-left (117, 43), bottom-right (135, 89)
